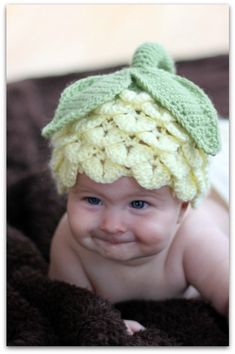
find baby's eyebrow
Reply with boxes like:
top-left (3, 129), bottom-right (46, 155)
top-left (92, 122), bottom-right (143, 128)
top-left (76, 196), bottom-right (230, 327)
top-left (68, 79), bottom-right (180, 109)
top-left (121, 189), bottom-right (170, 202)
top-left (72, 185), bottom-right (98, 193)
top-left (131, 187), bottom-right (167, 196)
top-left (132, 188), bottom-right (174, 203)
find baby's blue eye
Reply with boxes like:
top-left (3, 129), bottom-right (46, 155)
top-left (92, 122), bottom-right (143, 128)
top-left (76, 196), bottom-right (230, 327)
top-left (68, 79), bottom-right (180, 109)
top-left (130, 200), bottom-right (147, 209)
top-left (86, 197), bottom-right (102, 205)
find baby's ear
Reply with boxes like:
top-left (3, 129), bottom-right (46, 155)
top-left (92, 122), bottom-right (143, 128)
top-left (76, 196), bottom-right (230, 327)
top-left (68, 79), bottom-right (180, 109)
top-left (177, 202), bottom-right (189, 224)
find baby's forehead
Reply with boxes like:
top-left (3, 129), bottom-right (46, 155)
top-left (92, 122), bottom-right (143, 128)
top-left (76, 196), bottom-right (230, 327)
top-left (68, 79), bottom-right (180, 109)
top-left (74, 174), bottom-right (172, 200)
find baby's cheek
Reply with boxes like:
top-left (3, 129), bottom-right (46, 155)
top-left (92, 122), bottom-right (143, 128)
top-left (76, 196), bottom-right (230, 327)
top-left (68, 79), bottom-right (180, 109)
top-left (135, 221), bottom-right (156, 241)
top-left (136, 221), bottom-right (169, 246)
top-left (68, 210), bottom-right (92, 239)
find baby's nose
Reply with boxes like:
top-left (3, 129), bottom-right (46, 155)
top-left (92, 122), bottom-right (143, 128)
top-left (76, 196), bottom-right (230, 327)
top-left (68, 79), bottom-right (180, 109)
top-left (99, 208), bottom-right (126, 234)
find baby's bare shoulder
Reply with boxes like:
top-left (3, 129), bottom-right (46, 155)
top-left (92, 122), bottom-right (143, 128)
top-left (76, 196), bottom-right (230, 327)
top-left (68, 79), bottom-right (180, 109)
top-left (179, 194), bottom-right (228, 243)
top-left (49, 213), bottom-right (93, 290)
top-left (168, 198), bottom-right (228, 271)
top-left (53, 212), bottom-right (70, 238)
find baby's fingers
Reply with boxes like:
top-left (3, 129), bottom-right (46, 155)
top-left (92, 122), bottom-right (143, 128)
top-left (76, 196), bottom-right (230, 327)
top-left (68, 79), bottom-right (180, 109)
top-left (124, 319), bottom-right (146, 335)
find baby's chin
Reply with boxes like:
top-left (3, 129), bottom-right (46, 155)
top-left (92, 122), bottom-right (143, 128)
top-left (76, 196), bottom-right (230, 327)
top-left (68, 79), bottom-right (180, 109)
top-left (82, 237), bottom-right (157, 264)
top-left (92, 238), bottom-right (138, 261)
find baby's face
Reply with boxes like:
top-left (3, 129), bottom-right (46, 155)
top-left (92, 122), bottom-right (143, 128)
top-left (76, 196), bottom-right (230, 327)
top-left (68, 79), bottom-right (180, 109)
top-left (67, 174), bottom-right (186, 263)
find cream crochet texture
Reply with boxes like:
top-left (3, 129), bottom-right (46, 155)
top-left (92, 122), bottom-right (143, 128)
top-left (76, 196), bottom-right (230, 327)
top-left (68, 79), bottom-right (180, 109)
top-left (50, 89), bottom-right (210, 207)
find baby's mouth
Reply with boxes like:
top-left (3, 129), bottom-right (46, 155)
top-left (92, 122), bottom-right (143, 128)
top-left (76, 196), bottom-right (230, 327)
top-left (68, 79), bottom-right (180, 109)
top-left (93, 234), bottom-right (135, 245)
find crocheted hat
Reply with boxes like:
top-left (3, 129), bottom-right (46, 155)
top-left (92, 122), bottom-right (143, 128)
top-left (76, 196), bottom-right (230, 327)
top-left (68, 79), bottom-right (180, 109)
top-left (42, 42), bottom-right (220, 206)
top-left (42, 42), bottom-right (220, 155)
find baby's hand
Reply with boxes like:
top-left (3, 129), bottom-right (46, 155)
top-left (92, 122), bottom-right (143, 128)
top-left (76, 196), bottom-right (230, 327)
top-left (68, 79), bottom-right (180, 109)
top-left (124, 319), bottom-right (145, 335)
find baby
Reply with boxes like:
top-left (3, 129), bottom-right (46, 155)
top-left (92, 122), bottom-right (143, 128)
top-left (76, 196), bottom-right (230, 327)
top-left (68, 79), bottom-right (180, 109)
top-left (42, 43), bottom-right (229, 335)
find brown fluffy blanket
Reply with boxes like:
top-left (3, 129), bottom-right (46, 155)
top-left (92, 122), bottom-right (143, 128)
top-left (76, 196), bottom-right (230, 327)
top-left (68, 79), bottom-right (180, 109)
top-left (7, 56), bottom-right (229, 346)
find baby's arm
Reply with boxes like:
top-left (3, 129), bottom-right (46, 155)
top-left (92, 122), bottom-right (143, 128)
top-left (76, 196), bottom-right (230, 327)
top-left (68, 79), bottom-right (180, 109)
top-left (183, 228), bottom-right (229, 316)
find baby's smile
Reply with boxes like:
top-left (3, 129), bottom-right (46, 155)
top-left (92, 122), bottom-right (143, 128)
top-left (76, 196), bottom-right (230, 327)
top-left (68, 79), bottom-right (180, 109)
top-left (93, 233), bottom-right (135, 245)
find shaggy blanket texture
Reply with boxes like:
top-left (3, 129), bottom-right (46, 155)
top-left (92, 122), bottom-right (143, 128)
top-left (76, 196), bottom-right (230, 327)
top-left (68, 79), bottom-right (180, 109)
top-left (7, 56), bottom-right (229, 346)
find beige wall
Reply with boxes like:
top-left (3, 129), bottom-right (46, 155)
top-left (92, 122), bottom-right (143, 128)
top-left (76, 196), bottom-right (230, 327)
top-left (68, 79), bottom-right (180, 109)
top-left (6, 4), bottom-right (229, 82)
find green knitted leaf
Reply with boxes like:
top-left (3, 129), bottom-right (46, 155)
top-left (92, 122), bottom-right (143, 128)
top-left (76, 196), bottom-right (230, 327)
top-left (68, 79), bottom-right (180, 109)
top-left (130, 67), bottom-right (220, 155)
top-left (42, 42), bottom-right (220, 156)
top-left (42, 69), bottom-right (132, 138)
